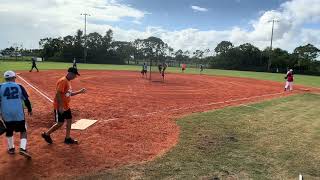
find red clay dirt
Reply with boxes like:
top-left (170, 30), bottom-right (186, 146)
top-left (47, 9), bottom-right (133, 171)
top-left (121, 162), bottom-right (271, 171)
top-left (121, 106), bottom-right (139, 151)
top-left (0, 70), bottom-right (308, 179)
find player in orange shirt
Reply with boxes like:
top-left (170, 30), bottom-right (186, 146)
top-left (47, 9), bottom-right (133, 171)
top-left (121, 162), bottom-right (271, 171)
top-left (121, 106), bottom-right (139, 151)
top-left (41, 67), bottom-right (86, 144)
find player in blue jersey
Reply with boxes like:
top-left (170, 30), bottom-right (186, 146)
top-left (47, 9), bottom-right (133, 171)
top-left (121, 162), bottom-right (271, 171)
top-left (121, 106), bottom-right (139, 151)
top-left (0, 70), bottom-right (32, 159)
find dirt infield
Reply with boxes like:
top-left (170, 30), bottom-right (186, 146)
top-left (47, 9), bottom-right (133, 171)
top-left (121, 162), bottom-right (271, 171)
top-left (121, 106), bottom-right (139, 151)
top-left (0, 70), bottom-right (302, 179)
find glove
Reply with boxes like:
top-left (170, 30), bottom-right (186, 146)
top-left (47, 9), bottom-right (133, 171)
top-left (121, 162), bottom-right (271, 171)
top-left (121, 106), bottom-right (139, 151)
top-left (284, 76), bottom-right (287, 79)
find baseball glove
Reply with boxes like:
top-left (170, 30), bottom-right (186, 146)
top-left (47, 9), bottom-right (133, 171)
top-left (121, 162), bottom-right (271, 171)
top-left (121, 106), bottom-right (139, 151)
top-left (284, 76), bottom-right (287, 79)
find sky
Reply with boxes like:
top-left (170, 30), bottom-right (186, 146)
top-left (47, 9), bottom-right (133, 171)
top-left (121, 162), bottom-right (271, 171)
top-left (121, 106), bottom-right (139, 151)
top-left (0, 0), bottom-right (319, 53)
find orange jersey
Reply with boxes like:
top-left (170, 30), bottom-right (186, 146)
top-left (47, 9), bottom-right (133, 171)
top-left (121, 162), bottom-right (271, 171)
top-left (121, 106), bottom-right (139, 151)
top-left (53, 77), bottom-right (72, 110)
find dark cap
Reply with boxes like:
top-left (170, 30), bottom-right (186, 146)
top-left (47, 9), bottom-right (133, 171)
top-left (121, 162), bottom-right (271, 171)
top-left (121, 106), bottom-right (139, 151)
top-left (68, 67), bottom-right (80, 76)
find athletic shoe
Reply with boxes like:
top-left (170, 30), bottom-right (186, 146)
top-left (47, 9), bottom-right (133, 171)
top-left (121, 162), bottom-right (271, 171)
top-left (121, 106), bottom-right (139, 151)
top-left (64, 137), bottom-right (78, 144)
top-left (19, 148), bottom-right (32, 159)
top-left (8, 148), bottom-right (15, 154)
top-left (41, 132), bottom-right (53, 144)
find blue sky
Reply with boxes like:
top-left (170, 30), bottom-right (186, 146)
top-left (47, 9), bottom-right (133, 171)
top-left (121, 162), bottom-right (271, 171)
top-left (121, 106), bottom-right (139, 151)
top-left (0, 0), bottom-right (319, 52)
top-left (100, 0), bottom-right (286, 31)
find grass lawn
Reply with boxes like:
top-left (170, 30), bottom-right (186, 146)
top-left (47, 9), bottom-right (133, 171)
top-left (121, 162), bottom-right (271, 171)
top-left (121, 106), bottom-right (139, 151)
top-left (80, 94), bottom-right (320, 180)
top-left (1, 61), bottom-right (320, 87)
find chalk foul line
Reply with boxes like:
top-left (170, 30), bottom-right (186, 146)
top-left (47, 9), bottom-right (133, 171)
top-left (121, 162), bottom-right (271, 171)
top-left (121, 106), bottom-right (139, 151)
top-left (17, 75), bottom-right (53, 103)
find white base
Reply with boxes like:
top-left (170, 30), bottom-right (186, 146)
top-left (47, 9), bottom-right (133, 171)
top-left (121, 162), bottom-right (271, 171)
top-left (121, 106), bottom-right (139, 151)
top-left (71, 119), bottom-right (97, 130)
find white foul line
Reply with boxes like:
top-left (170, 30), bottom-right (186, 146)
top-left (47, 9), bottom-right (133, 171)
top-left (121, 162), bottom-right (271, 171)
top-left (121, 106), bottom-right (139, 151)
top-left (99, 91), bottom-right (284, 123)
top-left (99, 91), bottom-right (285, 123)
top-left (168, 92), bottom-right (284, 112)
top-left (17, 75), bottom-right (53, 103)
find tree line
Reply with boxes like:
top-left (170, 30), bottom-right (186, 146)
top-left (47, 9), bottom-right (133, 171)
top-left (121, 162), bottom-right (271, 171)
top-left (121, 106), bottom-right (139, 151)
top-left (2, 29), bottom-right (319, 74)
top-left (209, 41), bottom-right (320, 74)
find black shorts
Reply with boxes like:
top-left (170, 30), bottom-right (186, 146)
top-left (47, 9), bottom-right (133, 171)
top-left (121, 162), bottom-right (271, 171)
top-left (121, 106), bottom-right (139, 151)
top-left (141, 70), bottom-right (147, 74)
top-left (54, 109), bottom-right (72, 123)
top-left (5, 120), bottom-right (27, 137)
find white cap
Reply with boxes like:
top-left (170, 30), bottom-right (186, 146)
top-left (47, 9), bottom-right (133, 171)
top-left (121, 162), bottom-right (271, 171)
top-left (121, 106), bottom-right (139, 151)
top-left (4, 70), bottom-right (16, 78)
top-left (289, 69), bottom-right (293, 72)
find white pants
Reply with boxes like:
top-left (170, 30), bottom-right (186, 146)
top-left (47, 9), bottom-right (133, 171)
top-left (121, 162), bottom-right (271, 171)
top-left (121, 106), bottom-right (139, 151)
top-left (285, 81), bottom-right (293, 91)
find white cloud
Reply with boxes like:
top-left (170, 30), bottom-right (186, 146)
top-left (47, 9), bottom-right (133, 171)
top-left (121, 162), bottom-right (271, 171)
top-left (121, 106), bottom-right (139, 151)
top-left (120, 0), bottom-right (320, 52)
top-left (244, 0), bottom-right (320, 51)
top-left (0, 0), bottom-right (148, 48)
top-left (0, 0), bottom-right (320, 53)
top-left (191, 5), bottom-right (208, 12)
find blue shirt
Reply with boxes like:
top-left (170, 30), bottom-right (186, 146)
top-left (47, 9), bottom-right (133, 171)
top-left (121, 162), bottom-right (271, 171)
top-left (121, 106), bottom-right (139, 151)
top-left (0, 82), bottom-right (29, 122)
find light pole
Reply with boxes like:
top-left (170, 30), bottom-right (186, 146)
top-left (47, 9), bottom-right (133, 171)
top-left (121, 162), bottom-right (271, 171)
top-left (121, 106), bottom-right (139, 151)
top-left (81, 13), bottom-right (90, 63)
top-left (267, 19), bottom-right (279, 71)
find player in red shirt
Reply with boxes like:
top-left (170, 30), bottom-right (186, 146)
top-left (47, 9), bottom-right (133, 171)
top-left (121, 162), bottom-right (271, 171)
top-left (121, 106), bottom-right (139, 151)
top-left (284, 69), bottom-right (294, 91)
top-left (181, 64), bottom-right (186, 73)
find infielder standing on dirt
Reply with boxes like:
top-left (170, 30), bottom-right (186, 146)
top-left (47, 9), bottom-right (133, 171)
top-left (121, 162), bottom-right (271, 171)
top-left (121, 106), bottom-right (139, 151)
top-left (41, 67), bottom-right (86, 144)
top-left (200, 64), bottom-right (204, 74)
top-left (141, 62), bottom-right (148, 78)
top-left (158, 63), bottom-right (163, 74)
top-left (284, 69), bottom-right (294, 91)
top-left (0, 70), bottom-right (32, 159)
top-left (162, 62), bottom-right (168, 80)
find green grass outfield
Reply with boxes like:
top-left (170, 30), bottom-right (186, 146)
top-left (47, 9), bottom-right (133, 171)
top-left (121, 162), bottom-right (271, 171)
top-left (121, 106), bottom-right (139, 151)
top-left (81, 94), bottom-right (320, 180)
top-left (1, 61), bottom-right (320, 87)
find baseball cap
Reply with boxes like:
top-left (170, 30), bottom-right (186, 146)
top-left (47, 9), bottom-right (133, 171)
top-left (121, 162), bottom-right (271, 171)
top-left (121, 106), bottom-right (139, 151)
top-left (289, 69), bottom-right (293, 72)
top-left (68, 67), bottom-right (80, 76)
top-left (3, 70), bottom-right (16, 78)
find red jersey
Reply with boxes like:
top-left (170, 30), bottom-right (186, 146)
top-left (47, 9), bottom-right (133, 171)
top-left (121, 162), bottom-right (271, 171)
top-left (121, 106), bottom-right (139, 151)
top-left (287, 71), bottom-right (293, 82)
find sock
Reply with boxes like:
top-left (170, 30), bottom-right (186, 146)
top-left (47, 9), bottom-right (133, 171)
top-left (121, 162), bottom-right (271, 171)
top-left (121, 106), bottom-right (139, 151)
top-left (20, 138), bottom-right (27, 150)
top-left (7, 136), bottom-right (14, 149)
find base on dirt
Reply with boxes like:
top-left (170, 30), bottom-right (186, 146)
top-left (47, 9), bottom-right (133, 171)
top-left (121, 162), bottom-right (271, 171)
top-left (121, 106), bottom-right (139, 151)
top-left (71, 119), bottom-right (97, 130)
